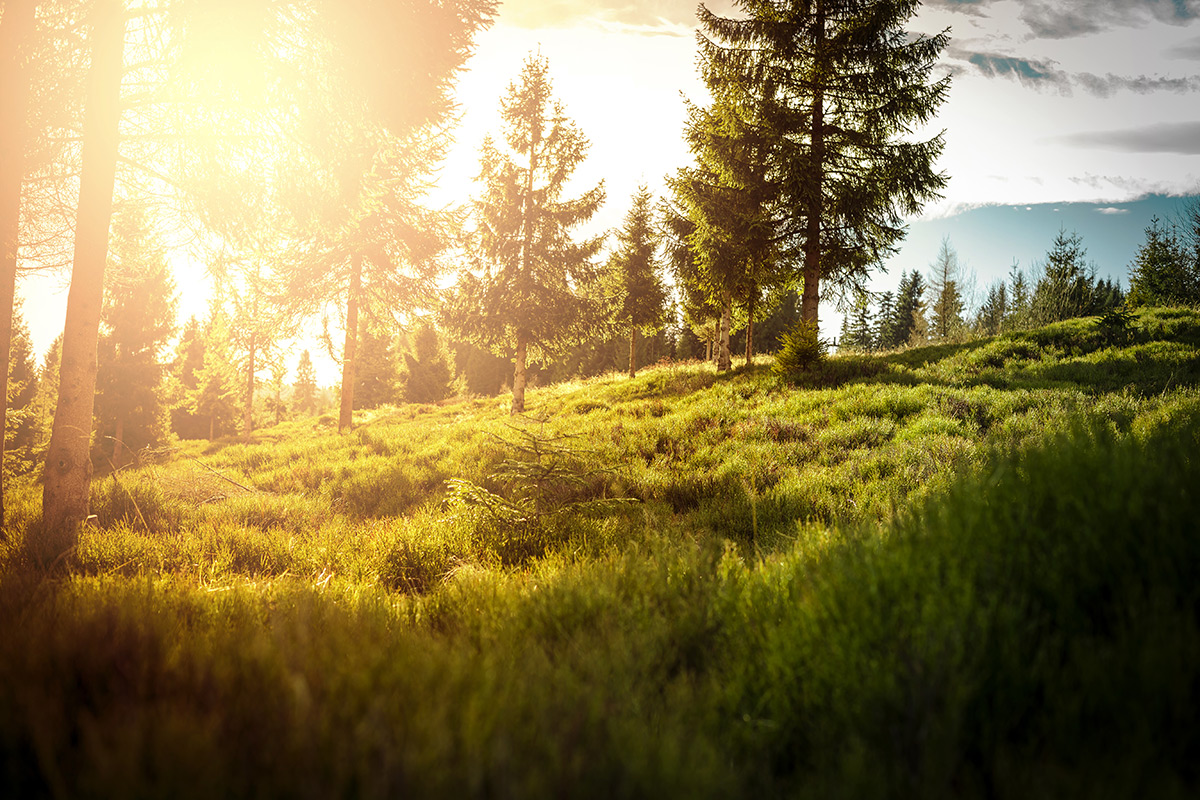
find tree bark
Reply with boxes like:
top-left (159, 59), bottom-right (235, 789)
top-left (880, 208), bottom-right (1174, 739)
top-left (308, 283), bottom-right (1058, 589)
top-left (242, 328), bottom-right (255, 440)
top-left (717, 297), bottom-right (732, 372)
top-left (338, 253), bottom-right (362, 433)
top-left (511, 335), bottom-right (527, 415)
top-left (744, 293), bottom-right (756, 365)
top-left (0, 0), bottom-right (37, 532)
top-left (628, 326), bottom-right (637, 378)
top-left (41, 0), bottom-right (126, 552)
top-left (800, 1), bottom-right (825, 326)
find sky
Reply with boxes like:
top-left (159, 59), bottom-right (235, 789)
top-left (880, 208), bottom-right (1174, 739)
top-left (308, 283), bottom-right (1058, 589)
top-left (20, 0), bottom-right (1200, 376)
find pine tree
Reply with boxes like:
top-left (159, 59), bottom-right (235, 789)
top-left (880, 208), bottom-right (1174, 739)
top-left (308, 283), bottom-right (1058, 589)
top-left (443, 54), bottom-right (605, 415)
top-left (698, 0), bottom-right (949, 327)
top-left (1033, 229), bottom-right (1096, 323)
top-left (606, 186), bottom-right (668, 378)
top-left (841, 289), bottom-right (874, 351)
top-left (293, 350), bottom-right (318, 416)
top-left (1005, 261), bottom-right (1031, 331)
top-left (928, 237), bottom-right (964, 341)
top-left (402, 321), bottom-right (454, 404)
top-left (1127, 217), bottom-right (1195, 306)
top-left (94, 203), bottom-right (177, 464)
top-left (191, 312), bottom-right (240, 441)
top-left (890, 270), bottom-right (926, 348)
top-left (873, 290), bottom-right (895, 351)
top-left (5, 300), bottom-right (39, 480)
top-left (976, 280), bottom-right (1008, 336)
top-left (355, 321), bottom-right (400, 410)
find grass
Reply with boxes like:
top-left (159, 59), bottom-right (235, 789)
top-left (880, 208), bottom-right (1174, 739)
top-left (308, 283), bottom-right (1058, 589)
top-left (2, 306), bottom-right (1199, 797)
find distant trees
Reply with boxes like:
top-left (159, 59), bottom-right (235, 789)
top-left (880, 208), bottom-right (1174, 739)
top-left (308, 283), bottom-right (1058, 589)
top-left (696, 0), bottom-right (949, 327)
top-left (928, 238), bottom-right (965, 341)
top-left (93, 204), bottom-right (177, 464)
top-left (444, 54), bottom-right (605, 415)
top-left (1127, 215), bottom-right (1200, 306)
top-left (401, 321), bottom-right (454, 404)
top-left (293, 350), bottom-right (318, 416)
top-left (605, 186), bottom-right (668, 378)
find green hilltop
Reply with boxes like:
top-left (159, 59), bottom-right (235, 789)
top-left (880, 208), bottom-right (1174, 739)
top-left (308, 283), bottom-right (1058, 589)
top-left (3, 306), bottom-right (1200, 798)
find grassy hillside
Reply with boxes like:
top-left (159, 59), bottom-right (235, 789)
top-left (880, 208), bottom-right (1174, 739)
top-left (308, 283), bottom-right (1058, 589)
top-left (2, 307), bottom-right (1199, 798)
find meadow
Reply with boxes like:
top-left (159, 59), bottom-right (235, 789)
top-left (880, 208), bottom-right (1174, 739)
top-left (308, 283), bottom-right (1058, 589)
top-left (2, 306), bottom-right (1199, 798)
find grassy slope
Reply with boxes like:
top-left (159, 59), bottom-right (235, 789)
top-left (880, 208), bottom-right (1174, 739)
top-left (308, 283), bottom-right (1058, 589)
top-left (2, 307), bottom-right (1199, 798)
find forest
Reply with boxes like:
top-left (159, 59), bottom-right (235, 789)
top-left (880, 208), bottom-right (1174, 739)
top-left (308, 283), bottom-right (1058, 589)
top-left (3, 0), bottom-right (1200, 797)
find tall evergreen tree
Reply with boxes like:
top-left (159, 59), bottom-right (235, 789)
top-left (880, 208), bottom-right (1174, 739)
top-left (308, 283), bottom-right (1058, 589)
top-left (1032, 229), bottom-right (1096, 323)
top-left (191, 311), bottom-right (240, 441)
top-left (840, 288), bottom-right (874, 351)
top-left (606, 186), bottom-right (668, 378)
top-left (402, 320), bottom-right (454, 404)
top-left (293, 350), bottom-right (318, 416)
top-left (94, 204), bottom-right (177, 464)
top-left (889, 269), bottom-right (926, 348)
top-left (5, 300), bottom-right (39, 481)
top-left (928, 237), bottom-right (964, 341)
top-left (443, 54), bottom-right (605, 415)
top-left (698, 0), bottom-right (949, 328)
top-left (873, 290), bottom-right (895, 350)
top-left (976, 280), bottom-right (1008, 337)
top-left (1127, 217), bottom-right (1196, 306)
top-left (354, 321), bottom-right (400, 410)
top-left (1005, 261), bottom-right (1031, 331)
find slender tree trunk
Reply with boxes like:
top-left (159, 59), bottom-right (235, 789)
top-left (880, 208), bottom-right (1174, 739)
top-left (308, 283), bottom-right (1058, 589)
top-left (717, 297), bottom-right (732, 372)
top-left (511, 335), bottom-right (527, 415)
top-left (628, 327), bottom-right (637, 378)
top-left (242, 329), bottom-right (255, 440)
top-left (745, 293), bottom-right (756, 366)
top-left (41, 1), bottom-right (126, 551)
top-left (112, 418), bottom-right (124, 465)
top-left (0, 0), bottom-right (37, 533)
top-left (208, 414), bottom-right (215, 441)
top-left (338, 253), bottom-right (362, 433)
top-left (801, 3), bottom-right (825, 326)
top-left (705, 335), bottom-right (712, 363)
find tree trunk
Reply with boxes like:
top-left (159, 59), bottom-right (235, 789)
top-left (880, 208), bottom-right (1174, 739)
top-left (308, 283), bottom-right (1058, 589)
top-left (242, 329), bottom-right (255, 440)
top-left (801, 1), bottom-right (825, 326)
top-left (208, 413), bottom-right (215, 442)
top-left (0, 0), bottom-right (37, 532)
top-left (41, 0), bottom-right (125, 552)
top-left (628, 327), bottom-right (637, 378)
top-left (745, 294), bottom-right (756, 366)
top-left (112, 418), bottom-right (124, 465)
top-left (705, 334), bottom-right (712, 364)
top-left (717, 298), bottom-right (732, 372)
top-left (511, 335), bottom-right (527, 415)
top-left (338, 253), bottom-right (362, 433)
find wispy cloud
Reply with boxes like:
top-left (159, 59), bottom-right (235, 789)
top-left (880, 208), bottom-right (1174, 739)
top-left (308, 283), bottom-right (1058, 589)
top-left (951, 47), bottom-right (1200, 95)
top-left (1097, 206), bottom-right (1131, 214)
top-left (1061, 121), bottom-right (1200, 154)
top-left (928, 0), bottom-right (1200, 39)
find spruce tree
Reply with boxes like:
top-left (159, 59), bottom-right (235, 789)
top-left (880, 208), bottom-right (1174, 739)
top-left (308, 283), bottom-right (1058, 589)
top-left (976, 280), bottom-right (1008, 336)
top-left (293, 350), bottom-right (318, 416)
top-left (1128, 217), bottom-right (1194, 306)
top-left (94, 204), bottom-right (177, 464)
top-left (606, 186), bottom-right (668, 378)
top-left (1006, 261), bottom-right (1031, 331)
top-left (890, 270), bottom-right (926, 348)
top-left (5, 300), bottom-right (39, 480)
top-left (354, 322), bottom-right (400, 410)
top-left (874, 290), bottom-right (895, 350)
top-left (443, 54), bottom-right (605, 415)
top-left (928, 237), bottom-right (964, 341)
top-left (402, 321), bottom-right (454, 404)
top-left (698, 0), bottom-right (949, 327)
top-left (1033, 229), bottom-right (1096, 323)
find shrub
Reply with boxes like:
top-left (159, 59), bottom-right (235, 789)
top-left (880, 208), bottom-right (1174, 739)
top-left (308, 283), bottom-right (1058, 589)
top-left (773, 319), bottom-right (828, 380)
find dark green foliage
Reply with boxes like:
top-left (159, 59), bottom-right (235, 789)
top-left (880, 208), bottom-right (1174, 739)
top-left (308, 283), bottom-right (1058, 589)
top-left (774, 319), bottom-right (828, 379)
top-left (94, 204), bottom-right (178, 463)
top-left (697, 0), bottom-right (949, 324)
top-left (355, 322), bottom-right (401, 409)
top-left (840, 289), bottom-right (874, 352)
top-left (975, 280), bottom-right (1008, 336)
top-left (888, 269), bottom-right (927, 348)
top-left (442, 54), bottom-right (605, 412)
top-left (1032, 229), bottom-right (1098, 323)
top-left (4, 302), bottom-right (39, 479)
top-left (928, 237), bottom-right (964, 340)
top-left (402, 321), bottom-right (453, 404)
top-left (1127, 216), bottom-right (1198, 306)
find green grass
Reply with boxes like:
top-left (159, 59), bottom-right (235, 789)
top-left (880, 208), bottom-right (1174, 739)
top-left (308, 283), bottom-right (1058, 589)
top-left (2, 306), bottom-right (1199, 797)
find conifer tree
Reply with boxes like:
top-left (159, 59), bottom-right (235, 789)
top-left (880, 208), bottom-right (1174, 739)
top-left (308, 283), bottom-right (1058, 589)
top-left (1005, 261), bottom-right (1031, 331)
top-left (606, 186), bottom-right (668, 378)
top-left (5, 300), bottom-right (39, 481)
top-left (355, 321), bottom-right (401, 410)
top-left (976, 280), bottom-right (1008, 336)
top-left (874, 290), bottom-right (895, 350)
top-left (293, 350), bottom-right (318, 416)
top-left (1032, 229), bottom-right (1099, 323)
top-left (841, 288), bottom-right (874, 351)
top-left (928, 237), bottom-right (964, 341)
top-left (402, 321), bottom-right (454, 404)
top-left (1127, 217), bottom-right (1196, 306)
top-left (889, 269), bottom-right (926, 348)
top-left (191, 312), bottom-right (240, 441)
top-left (443, 54), bottom-right (605, 415)
top-left (698, 0), bottom-right (949, 328)
top-left (94, 204), bottom-right (177, 464)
